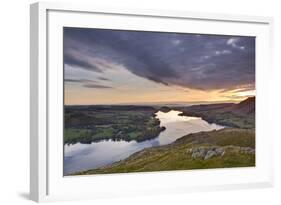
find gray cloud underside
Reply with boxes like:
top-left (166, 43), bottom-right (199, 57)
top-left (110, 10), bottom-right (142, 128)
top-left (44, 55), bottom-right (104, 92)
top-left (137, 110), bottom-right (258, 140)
top-left (83, 84), bottom-right (113, 89)
top-left (65, 78), bottom-right (97, 83)
top-left (98, 77), bottom-right (110, 81)
top-left (64, 28), bottom-right (255, 90)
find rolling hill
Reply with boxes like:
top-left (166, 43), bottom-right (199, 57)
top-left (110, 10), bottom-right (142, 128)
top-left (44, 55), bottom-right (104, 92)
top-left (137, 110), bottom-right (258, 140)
top-left (177, 97), bottom-right (255, 129)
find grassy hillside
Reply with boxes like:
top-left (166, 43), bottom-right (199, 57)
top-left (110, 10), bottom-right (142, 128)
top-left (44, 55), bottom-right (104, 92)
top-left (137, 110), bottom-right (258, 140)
top-left (74, 128), bottom-right (255, 175)
top-left (177, 97), bottom-right (255, 129)
top-left (66, 97), bottom-right (255, 175)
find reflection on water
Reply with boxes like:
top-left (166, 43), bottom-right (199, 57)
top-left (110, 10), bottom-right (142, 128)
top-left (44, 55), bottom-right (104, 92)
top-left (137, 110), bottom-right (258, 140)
top-left (64, 110), bottom-right (224, 175)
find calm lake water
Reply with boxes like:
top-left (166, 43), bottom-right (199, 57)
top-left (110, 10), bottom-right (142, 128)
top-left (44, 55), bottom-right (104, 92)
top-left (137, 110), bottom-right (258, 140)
top-left (64, 110), bottom-right (224, 175)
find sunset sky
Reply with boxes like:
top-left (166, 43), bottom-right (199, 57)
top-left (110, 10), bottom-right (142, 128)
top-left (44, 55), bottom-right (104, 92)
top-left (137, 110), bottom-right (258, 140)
top-left (64, 27), bottom-right (255, 105)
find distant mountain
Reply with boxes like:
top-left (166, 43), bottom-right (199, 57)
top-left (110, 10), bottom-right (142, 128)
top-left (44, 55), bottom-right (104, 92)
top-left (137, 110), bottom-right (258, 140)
top-left (159, 106), bottom-right (172, 113)
top-left (182, 97), bottom-right (255, 116)
top-left (231, 97), bottom-right (255, 115)
top-left (176, 97), bottom-right (255, 129)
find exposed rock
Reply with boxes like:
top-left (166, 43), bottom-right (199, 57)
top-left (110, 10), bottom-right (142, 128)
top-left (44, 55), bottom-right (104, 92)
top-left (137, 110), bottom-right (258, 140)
top-left (186, 148), bottom-right (193, 154)
top-left (215, 147), bottom-right (225, 155)
top-left (187, 145), bottom-right (255, 161)
top-left (191, 147), bottom-right (207, 159)
top-left (188, 146), bottom-right (225, 160)
top-left (239, 147), bottom-right (255, 154)
top-left (204, 150), bottom-right (217, 160)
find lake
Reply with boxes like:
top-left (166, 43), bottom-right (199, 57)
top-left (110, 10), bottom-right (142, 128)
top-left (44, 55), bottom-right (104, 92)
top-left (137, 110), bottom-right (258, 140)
top-left (64, 110), bottom-right (224, 175)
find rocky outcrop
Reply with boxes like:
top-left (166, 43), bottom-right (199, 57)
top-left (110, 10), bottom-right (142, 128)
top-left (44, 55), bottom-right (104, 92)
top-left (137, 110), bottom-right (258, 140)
top-left (204, 147), bottom-right (225, 160)
top-left (187, 146), bottom-right (225, 160)
top-left (187, 145), bottom-right (254, 160)
top-left (239, 147), bottom-right (255, 154)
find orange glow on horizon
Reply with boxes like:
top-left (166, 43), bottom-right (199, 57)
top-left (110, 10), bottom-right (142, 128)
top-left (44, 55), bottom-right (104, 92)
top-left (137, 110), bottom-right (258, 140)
top-left (64, 85), bottom-right (255, 105)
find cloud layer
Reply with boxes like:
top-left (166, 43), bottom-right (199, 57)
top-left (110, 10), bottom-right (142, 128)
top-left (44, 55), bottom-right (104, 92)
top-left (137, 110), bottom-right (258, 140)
top-left (64, 27), bottom-right (255, 91)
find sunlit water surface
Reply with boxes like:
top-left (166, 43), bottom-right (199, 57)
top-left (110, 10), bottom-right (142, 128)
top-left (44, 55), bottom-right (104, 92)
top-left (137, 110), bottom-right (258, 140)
top-left (64, 110), bottom-right (224, 175)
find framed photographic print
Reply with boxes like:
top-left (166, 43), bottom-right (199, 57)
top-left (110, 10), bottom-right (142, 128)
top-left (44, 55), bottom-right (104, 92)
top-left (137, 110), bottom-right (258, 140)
top-left (30, 2), bottom-right (274, 202)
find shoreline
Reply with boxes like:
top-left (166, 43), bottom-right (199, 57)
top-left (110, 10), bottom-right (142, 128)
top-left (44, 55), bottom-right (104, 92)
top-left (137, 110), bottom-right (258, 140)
top-left (66, 110), bottom-right (226, 176)
top-left (71, 128), bottom-right (255, 176)
top-left (65, 97), bottom-right (255, 175)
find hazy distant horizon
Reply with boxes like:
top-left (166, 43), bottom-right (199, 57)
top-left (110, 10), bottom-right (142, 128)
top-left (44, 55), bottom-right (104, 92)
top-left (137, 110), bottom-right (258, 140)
top-left (64, 96), bottom-right (254, 106)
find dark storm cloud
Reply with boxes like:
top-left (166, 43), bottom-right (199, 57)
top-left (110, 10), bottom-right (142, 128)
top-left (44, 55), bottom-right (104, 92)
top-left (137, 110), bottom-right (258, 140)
top-left (64, 50), bottom-right (102, 72)
top-left (64, 27), bottom-right (255, 90)
top-left (65, 78), bottom-right (97, 83)
top-left (83, 84), bottom-right (113, 89)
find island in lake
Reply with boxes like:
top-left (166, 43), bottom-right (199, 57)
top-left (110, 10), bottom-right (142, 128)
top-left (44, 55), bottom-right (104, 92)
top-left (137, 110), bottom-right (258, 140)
top-left (63, 27), bottom-right (255, 176)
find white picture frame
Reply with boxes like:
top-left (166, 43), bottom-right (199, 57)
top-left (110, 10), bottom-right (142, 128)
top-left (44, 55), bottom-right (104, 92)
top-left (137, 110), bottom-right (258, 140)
top-left (30, 2), bottom-right (274, 202)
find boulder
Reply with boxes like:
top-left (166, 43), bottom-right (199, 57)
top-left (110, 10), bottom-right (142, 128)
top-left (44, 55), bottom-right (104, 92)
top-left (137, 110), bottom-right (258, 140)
top-left (186, 148), bottom-right (193, 154)
top-left (239, 147), bottom-right (255, 154)
top-left (215, 147), bottom-right (225, 155)
top-left (191, 147), bottom-right (207, 159)
top-left (204, 150), bottom-right (217, 160)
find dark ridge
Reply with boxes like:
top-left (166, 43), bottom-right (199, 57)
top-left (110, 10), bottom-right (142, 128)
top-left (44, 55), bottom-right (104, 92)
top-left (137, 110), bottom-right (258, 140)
top-left (231, 97), bottom-right (255, 115)
top-left (65, 105), bottom-right (156, 112)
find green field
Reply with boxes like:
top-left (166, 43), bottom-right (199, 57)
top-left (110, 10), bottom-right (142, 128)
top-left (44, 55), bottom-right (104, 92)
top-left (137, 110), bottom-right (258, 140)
top-left (65, 98), bottom-right (255, 175)
top-left (64, 105), bottom-right (165, 144)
